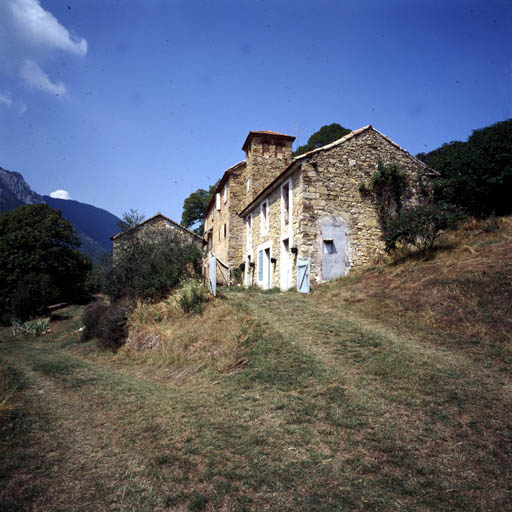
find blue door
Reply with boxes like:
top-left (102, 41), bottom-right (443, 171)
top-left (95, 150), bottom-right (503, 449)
top-left (297, 257), bottom-right (310, 294)
top-left (209, 256), bottom-right (216, 296)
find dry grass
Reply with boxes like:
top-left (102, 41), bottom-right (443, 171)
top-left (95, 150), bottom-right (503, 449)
top-left (322, 216), bottom-right (512, 355)
top-left (120, 296), bottom-right (255, 375)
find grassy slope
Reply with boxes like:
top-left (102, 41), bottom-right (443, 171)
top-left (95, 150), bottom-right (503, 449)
top-left (0, 219), bottom-right (511, 511)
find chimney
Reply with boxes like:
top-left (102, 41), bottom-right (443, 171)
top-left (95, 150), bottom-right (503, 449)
top-left (242, 131), bottom-right (295, 201)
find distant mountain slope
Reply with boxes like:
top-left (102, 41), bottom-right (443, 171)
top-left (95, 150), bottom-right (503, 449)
top-left (44, 196), bottom-right (120, 253)
top-left (0, 167), bottom-right (43, 212)
top-left (0, 165), bottom-right (121, 261)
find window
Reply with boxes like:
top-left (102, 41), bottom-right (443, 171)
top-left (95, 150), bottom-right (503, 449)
top-left (247, 177), bottom-right (251, 193)
top-left (282, 182), bottom-right (290, 226)
top-left (262, 142), bottom-right (269, 156)
top-left (223, 185), bottom-right (227, 203)
top-left (223, 223), bottom-right (227, 238)
top-left (260, 200), bottom-right (269, 234)
top-left (276, 144), bottom-right (283, 157)
top-left (323, 240), bottom-right (336, 254)
top-left (216, 193), bottom-right (220, 210)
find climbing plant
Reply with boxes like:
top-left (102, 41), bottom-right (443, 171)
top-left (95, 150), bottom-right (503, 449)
top-left (361, 160), bottom-right (409, 226)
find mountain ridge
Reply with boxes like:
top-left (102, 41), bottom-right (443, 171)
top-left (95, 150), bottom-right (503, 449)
top-left (0, 166), bottom-right (121, 261)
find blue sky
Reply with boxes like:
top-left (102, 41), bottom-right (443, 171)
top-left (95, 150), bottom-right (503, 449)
top-left (0, 0), bottom-right (510, 221)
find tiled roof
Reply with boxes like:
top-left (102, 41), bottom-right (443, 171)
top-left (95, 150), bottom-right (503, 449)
top-left (242, 130), bottom-right (295, 152)
top-left (111, 212), bottom-right (203, 242)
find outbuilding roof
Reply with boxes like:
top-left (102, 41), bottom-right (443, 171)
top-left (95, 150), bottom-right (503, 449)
top-left (111, 212), bottom-right (203, 242)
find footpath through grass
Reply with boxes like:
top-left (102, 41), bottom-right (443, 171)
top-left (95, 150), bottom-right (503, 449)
top-left (1, 247), bottom-right (511, 511)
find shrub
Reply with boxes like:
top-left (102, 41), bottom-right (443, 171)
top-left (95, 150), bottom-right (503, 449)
top-left (382, 202), bottom-right (466, 253)
top-left (81, 300), bottom-right (109, 341)
top-left (173, 279), bottom-right (209, 314)
top-left (97, 302), bottom-right (131, 351)
top-left (102, 230), bottom-right (201, 302)
top-left (81, 300), bottom-right (131, 351)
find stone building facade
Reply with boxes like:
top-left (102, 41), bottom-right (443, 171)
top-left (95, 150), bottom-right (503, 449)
top-left (203, 131), bottom-right (295, 284)
top-left (239, 126), bottom-right (436, 289)
top-left (111, 212), bottom-right (203, 257)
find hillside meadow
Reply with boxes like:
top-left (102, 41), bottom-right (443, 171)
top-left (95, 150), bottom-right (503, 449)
top-left (1, 217), bottom-right (511, 511)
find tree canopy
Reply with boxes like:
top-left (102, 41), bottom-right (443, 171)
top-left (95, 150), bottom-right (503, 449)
top-left (181, 182), bottom-right (218, 235)
top-left (417, 118), bottom-right (512, 218)
top-left (293, 123), bottom-right (351, 157)
top-left (116, 208), bottom-right (145, 232)
top-left (0, 204), bottom-right (91, 321)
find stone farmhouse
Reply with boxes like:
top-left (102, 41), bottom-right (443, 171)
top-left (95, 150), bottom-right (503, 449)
top-left (111, 212), bottom-right (203, 257)
top-left (204, 126), bottom-right (435, 290)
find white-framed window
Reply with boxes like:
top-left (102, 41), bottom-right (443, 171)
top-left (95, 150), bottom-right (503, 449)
top-left (216, 192), bottom-right (220, 210)
top-left (223, 184), bottom-right (227, 203)
top-left (260, 199), bottom-right (269, 235)
top-left (246, 214), bottom-right (252, 250)
top-left (247, 177), bottom-right (251, 193)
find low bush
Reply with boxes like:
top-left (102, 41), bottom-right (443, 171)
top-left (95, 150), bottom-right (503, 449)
top-left (81, 300), bottom-right (132, 351)
top-left (12, 318), bottom-right (50, 337)
top-left (173, 279), bottom-right (209, 314)
top-left (97, 302), bottom-right (130, 351)
top-left (382, 202), bottom-right (466, 253)
top-left (81, 300), bottom-right (108, 341)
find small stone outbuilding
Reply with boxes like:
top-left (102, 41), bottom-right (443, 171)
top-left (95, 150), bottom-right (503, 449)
top-left (111, 212), bottom-right (203, 257)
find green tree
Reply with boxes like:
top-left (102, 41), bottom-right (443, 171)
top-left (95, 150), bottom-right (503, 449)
top-left (100, 230), bottom-right (201, 302)
top-left (181, 182), bottom-right (218, 235)
top-left (0, 204), bottom-right (91, 321)
top-left (293, 123), bottom-right (351, 157)
top-left (116, 208), bottom-right (145, 232)
top-left (418, 118), bottom-right (512, 217)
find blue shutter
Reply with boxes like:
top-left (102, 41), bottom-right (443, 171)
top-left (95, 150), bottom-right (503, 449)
top-left (297, 258), bottom-right (310, 294)
top-left (209, 256), bottom-right (216, 296)
top-left (258, 250), bottom-right (264, 282)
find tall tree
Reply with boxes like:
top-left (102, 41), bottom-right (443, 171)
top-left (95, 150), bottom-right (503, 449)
top-left (0, 204), bottom-right (91, 321)
top-left (418, 118), bottom-right (512, 217)
top-left (116, 208), bottom-right (145, 232)
top-left (293, 123), bottom-right (351, 157)
top-left (181, 182), bottom-right (218, 235)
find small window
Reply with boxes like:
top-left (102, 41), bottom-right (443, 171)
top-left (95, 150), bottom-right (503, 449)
top-left (216, 193), bottom-right (220, 210)
top-left (260, 201), bottom-right (268, 234)
top-left (282, 182), bottom-right (290, 226)
top-left (223, 185), bottom-right (227, 203)
top-left (262, 142), bottom-right (269, 156)
top-left (223, 223), bottom-right (227, 238)
top-left (247, 177), bottom-right (251, 193)
top-left (276, 144), bottom-right (283, 157)
top-left (323, 240), bottom-right (336, 254)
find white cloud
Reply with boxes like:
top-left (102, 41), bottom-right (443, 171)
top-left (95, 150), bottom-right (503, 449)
top-left (0, 90), bottom-right (28, 114)
top-left (20, 59), bottom-right (66, 95)
top-left (50, 189), bottom-right (71, 200)
top-left (0, 93), bottom-right (13, 107)
top-left (0, 0), bottom-right (87, 96)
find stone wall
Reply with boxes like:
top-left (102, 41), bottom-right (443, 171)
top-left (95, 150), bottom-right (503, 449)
top-left (241, 127), bottom-right (434, 289)
top-left (245, 134), bottom-right (293, 202)
top-left (243, 171), bottom-right (302, 289)
top-left (298, 128), bottom-right (433, 283)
